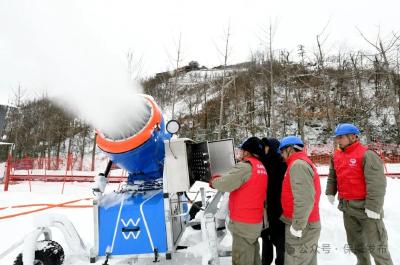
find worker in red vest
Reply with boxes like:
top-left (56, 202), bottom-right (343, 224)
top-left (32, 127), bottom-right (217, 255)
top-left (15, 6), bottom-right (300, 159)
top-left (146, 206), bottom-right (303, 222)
top-left (210, 136), bottom-right (267, 265)
top-left (326, 123), bottom-right (393, 265)
top-left (279, 136), bottom-right (321, 265)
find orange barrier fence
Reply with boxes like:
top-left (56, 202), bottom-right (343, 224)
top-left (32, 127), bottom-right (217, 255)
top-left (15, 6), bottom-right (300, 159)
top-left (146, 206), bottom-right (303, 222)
top-left (11, 153), bottom-right (93, 171)
top-left (317, 172), bottom-right (400, 178)
top-left (8, 174), bottom-right (127, 183)
top-left (0, 198), bottom-right (93, 220)
top-left (307, 142), bottom-right (400, 165)
top-left (3, 172), bottom-right (128, 192)
top-left (3, 142), bottom-right (400, 192)
top-left (3, 153), bottom-right (128, 192)
top-left (0, 203), bottom-right (93, 209)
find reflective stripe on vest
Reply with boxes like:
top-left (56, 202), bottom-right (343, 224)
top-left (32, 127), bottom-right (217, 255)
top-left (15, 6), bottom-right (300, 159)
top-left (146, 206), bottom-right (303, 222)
top-left (281, 152), bottom-right (321, 222)
top-left (229, 156), bottom-right (268, 224)
top-left (333, 141), bottom-right (368, 200)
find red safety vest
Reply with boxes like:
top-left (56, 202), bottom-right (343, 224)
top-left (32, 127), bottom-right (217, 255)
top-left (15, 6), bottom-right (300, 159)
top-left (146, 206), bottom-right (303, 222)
top-left (281, 152), bottom-right (321, 222)
top-left (333, 141), bottom-right (368, 200)
top-left (229, 156), bottom-right (268, 224)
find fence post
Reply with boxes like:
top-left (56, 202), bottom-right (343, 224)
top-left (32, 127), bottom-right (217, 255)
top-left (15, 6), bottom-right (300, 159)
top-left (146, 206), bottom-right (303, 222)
top-left (377, 141), bottom-right (388, 173)
top-left (28, 165), bottom-right (32, 192)
top-left (304, 142), bottom-right (308, 155)
top-left (61, 153), bottom-right (74, 194)
top-left (3, 154), bottom-right (12, 192)
top-left (47, 153), bottom-right (51, 171)
top-left (43, 156), bottom-right (47, 181)
top-left (56, 155), bottom-right (60, 170)
top-left (79, 155), bottom-right (83, 171)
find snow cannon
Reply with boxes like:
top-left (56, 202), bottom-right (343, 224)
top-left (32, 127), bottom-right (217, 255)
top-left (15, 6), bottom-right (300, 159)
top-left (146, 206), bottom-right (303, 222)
top-left (96, 94), bottom-right (171, 184)
top-left (90, 94), bottom-right (237, 264)
top-left (2, 95), bottom-right (237, 265)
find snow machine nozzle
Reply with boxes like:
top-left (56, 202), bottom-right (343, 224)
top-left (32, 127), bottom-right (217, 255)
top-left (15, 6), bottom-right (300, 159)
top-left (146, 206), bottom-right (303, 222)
top-left (96, 95), bottom-right (172, 183)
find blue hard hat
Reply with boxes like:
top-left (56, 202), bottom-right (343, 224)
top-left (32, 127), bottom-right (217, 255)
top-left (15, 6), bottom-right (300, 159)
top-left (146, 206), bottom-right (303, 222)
top-left (279, 136), bottom-right (304, 150)
top-left (334, 123), bottom-right (360, 137)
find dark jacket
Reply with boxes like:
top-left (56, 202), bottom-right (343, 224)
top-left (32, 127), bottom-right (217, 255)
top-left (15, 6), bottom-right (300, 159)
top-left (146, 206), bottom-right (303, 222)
top-left (261, 138), bottom-right (287, 225)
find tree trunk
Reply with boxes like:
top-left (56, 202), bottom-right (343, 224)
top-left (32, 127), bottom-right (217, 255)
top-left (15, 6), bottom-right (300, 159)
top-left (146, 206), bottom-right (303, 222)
top-left (218, 25), bottom-right (230, 140)
top-left (171, 33), bottom-right (182, 120)
top-left (317, 36), bottom-right (335, 133)
top-left (379, 41), bottom-right (400, 140)
top-left (80, 129), bottom-right (87, 171)
top-left (91, 132), bottom-right (97, 171)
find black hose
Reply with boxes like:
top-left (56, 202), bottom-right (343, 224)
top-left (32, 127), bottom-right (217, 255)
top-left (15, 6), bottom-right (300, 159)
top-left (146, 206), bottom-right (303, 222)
top-left (104, 160), bottom-right (113, 178)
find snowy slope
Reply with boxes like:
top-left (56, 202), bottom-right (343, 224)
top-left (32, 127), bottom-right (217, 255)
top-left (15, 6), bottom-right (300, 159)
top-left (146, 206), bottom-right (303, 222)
top-left (1, 176), bottom-right (399, 264)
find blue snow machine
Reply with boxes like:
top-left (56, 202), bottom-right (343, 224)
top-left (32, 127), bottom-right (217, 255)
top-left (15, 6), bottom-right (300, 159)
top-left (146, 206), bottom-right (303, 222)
top-left (91, 94), bottom-right (236, 264)
top-left (4, 94), bottom-right (236, 265)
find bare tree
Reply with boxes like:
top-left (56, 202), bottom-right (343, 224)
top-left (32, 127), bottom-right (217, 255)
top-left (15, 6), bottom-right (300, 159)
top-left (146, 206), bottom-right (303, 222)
top-left (127, 49), bottom-right (145, 82)
top-left (316, 24), bottom-right (335, 133)
top-left (171, 33), bottom-right (183, 120)
top-left (8, 85), bottom-right (25, 159)
top-left (255, 19), bottom-right (278, 136)
top-left (203, 73), bottom-right (209, 138)
top-left (350, 52), bottom-right (372, 142)
top-left (91, 132), bottom-right (97, 171)
top-left (358, 28), bottom-right (400, 140)
top-left (268, 20), bottom-right (277, 137)
top-left (217, 23), bottom-right (231, 140)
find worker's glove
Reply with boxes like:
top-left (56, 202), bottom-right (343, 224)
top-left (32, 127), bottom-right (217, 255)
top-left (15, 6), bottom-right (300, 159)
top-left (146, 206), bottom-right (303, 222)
top-left (209, 174), bottom-right (221, 189)
top-left (290, 225), bottom-right (302, 238)
top-left (365, 208), bottom-right (380, 219)
top-left (93, 173), bottom-right (107, 194)
top-left (327, 195), bottom-right (335, 205)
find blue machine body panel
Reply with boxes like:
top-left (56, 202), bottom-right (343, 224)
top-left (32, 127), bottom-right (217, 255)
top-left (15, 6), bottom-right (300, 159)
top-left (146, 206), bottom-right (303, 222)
top-left (104, 118), bottom-right (171, 183)
top-left (98, 191), bottom-right (167, 256)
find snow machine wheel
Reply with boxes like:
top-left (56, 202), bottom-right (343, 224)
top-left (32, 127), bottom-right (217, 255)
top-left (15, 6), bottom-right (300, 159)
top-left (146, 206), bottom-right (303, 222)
top-left (189, 201), bottom-right (203, 230)
top-left (13, 240), bottom-right (65, 265)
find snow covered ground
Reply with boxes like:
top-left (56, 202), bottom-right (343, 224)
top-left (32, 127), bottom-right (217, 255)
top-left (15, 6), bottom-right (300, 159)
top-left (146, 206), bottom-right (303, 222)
top-left (0, 174), bottom-right (399, 264)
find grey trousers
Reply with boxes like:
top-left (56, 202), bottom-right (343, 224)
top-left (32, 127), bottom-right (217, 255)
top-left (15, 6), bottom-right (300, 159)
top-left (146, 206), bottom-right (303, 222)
top-left (343, 212), bottom-right (393, 265)
top-left (284, 223), bottom-right (321, 265)
top-left (232, 232), bottom-right (261, 265)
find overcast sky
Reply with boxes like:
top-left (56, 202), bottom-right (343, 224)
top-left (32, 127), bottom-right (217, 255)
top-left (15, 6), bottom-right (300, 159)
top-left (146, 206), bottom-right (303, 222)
top-left (0, 0), bottom-right (399, 105)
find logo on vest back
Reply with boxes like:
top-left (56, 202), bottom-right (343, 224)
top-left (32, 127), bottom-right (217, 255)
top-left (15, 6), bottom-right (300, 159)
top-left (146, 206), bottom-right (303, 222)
top-left (256, 164), bottom-right (266, 175)
top-left (349, 158), bottom-right (357, 166)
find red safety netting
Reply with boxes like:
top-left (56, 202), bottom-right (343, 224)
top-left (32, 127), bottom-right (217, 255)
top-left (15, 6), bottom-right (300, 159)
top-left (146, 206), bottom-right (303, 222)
top-left (3, 142), bottom-right (400, 192)
top-left (307, 142), bottom-right (400, 165)
top-left (12, 154), bottom-right (88, 171)
top-left (3, 153), bottom-right (127, 192)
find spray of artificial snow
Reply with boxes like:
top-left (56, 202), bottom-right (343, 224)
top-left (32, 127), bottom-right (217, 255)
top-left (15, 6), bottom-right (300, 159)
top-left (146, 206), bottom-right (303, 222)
top-left (0, 1), bottom-right (150, 139)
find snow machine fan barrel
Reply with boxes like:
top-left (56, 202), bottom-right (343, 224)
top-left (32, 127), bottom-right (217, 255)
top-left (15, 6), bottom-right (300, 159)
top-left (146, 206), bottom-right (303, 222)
top-left (96, 95), bottom-right (171, 183)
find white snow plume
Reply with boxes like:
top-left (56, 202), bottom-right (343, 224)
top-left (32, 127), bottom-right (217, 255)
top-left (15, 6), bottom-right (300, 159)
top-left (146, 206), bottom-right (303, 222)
top-left (0, 1), bottom-right (149, 139)
top-left (53, 87), bottom-right (150, 141)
